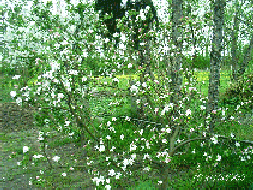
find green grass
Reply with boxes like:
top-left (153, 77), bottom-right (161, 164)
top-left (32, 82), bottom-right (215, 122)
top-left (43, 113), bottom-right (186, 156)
top-left (21, 68), bottom-right (231, 96)
top-left (2, 85), bottom-right (17, 103)
top-left (3, 68), bottom-right (232, 96)
top-left (129, 180), bottom-right (156, 189)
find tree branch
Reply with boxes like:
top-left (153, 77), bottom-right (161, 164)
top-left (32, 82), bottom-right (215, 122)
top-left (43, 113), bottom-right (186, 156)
top-left (57, 77), bottom-right (99, 142)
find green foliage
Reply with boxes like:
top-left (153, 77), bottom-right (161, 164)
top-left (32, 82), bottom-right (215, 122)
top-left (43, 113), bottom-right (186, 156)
top-left (184, 53), bottom-right (210, 70)
top-left (220, 73), bottom-right (253, 110)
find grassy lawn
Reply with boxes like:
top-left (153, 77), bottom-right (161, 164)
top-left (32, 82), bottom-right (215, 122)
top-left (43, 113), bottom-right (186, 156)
top-left (18, 68), bottom-right (232, 98)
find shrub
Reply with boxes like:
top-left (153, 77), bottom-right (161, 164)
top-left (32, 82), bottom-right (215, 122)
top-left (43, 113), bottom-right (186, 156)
top-left (183, 53), bottom-right (210, 70)
top-left (220, 73), bottom-right (253, 109)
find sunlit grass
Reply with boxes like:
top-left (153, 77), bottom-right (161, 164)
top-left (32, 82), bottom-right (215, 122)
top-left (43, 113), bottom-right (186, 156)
top-left (1, 68), bottom-right (234, 106)
top-left (24, 69), bottom-right (231, 93)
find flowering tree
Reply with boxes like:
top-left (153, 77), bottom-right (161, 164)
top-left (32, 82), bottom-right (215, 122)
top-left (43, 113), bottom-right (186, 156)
top-left (5, 0), bottom-right (253, 189)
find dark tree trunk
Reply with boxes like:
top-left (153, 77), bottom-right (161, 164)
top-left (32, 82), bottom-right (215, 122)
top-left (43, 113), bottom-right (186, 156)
top-left (158, 0), bottom-right (184, 189)
top-left (206, 0), bottom-right (226, 136)
top-left (231, 6), bottom-right (239, 81)
top-left (238, 33), bottom-right (253, 76)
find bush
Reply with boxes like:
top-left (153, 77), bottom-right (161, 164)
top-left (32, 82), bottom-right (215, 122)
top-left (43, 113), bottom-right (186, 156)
top-left (220, 73), bottom-right (253, 109)
top-left (183, 53), bottom-right (210, 70)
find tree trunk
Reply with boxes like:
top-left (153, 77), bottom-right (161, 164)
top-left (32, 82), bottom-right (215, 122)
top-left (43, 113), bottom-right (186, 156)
top-left (157, 0), bottom-right (185, 189)
top-left (238, 33), bottom-right (253, 76)
top-left (187, 5), bottom-right (197, 85)
top-left (129, 11), bottom-right (156, 124)
top-left (231, 5), bottom-right (239, 81)
top-left (206, 0), bottom-right (226, 136)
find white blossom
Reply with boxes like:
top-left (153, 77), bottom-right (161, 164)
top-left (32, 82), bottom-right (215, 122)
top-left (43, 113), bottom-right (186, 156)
top-left (52, 156), bottom-right (60, 162)
top-left (216, 154), bottom-right (221, 162)
top-left (185, 109), bottom-right (191, 116)
top-left (23, 146), bottom-right (29, 153)
top-left (10, 91), bottom-right (17, 98)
